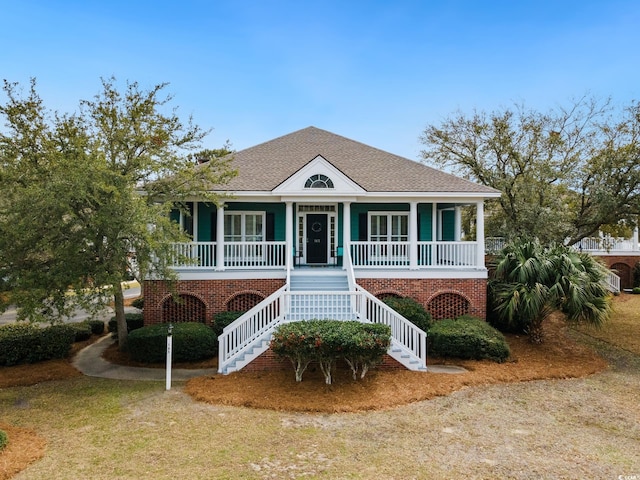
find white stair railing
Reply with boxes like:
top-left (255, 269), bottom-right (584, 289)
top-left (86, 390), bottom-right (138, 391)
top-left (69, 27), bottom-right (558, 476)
top-left (218, 285), bottom-right (287, 373)
top-left (355, 286), bottom-right (427, 370)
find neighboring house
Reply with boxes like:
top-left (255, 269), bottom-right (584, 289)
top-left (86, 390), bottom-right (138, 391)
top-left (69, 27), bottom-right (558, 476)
top-left (143, 127), bottom-right (501, 373)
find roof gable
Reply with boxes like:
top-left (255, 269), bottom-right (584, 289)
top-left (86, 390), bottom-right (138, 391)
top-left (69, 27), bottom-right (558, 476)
top-left (273, 155), bottom-right (366, 195)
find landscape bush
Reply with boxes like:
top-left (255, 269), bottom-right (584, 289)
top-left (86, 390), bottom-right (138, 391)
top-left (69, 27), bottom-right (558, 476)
top-left (0, 323), bottom-right (75, 366)
top-left (108, 313), bottom-right (144, 335)
top-left (212, 311), bottom-right (244, 336)
top-left (86, 319), bottom-right (105, 335)
top-left (69, 322), bottom-right (92, 342)
top-left (632, 287), bottom-right (640, 295)
top-left (428, 316), bottom-right (510, 362)
top-left (270, 320), bottom-right (391, 384)
top-left (383, 296), bottom-right (433, 331)
top-left (0, 428), bottom-right (8, 451)
top-left (125, 322), bottom-right (217, 363)
top-left (131, 297), bottom-right (144, 310)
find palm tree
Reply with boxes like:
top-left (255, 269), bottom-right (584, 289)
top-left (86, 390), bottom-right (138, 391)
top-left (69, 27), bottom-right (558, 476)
top-left (490, 239), bottom-right (611, 343)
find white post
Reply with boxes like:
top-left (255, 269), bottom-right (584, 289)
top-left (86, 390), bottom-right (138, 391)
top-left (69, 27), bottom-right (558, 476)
top-left (409, 201), bottom-right (418, 269)
top-left (432, 203), bottom-right (438, 241)
top-left (476, 201), bottom-right (485, 269)
top-left (343, 201), bottom-right (351, 268)
top-left (633, 226), bottom-right (639, 252)
top-left (216, 205), bottom-right (225, 270)
top-left (285, 201), bottom-right (293, 269)
top-left (165, 323), bottom-right (173, 391)
top-left (454, 206), bottom-right (462, 241)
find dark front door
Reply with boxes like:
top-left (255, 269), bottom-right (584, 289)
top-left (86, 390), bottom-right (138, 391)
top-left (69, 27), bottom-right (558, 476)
top-left (306, 214), bottom-right (328, 264)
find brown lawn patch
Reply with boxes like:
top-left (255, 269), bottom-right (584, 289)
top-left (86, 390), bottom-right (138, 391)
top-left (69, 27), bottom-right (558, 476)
top-left (0, 423), bottom-right (46, 480)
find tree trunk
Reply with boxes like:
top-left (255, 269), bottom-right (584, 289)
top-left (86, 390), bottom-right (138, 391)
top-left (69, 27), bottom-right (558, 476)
top-left (528, 317), bottom-right (545, 344)
top-left (113, 281), bottom-right (128, 349)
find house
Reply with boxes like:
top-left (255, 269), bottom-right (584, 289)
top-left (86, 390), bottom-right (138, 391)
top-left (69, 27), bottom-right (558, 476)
top-left (143, 127), bottom-right (501, 373)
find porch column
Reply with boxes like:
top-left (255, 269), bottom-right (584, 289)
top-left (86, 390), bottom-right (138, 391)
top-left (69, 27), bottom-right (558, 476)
top-left (215, 205), bottom-right (225, 271)
top-left (285, 201), bottom-right (293, 270)
top-left (476, 201), bottom-right (485, 269)
top-left (410, 201), bottom-right (418, 269)
top-left (343, 201), bottom-right (351, 268)
top-left (454, 206), bottom-right (462, 241)
top-left (432, 203), bottom-right (438, 241)
top-left (634, 226), bottom-right (639, 252)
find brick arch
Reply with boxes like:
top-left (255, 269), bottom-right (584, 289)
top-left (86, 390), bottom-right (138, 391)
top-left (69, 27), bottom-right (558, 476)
top-left (611, 262), bottom-right (633, 290)
top-left (374, 290), bottom-right (404, 301)
top-left (161, 293), bottom-right (207, 323)
top-left (426, 291), bottom-right (470, 320)
top-left (225, 291), bottom-right (266, 312)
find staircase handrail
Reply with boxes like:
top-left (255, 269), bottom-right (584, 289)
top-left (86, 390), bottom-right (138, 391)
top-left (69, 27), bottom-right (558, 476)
top-left (355, 285), bottom-right (427, 369)
top-left (606, 270), bottom-right (621, 293)
top-left (218, 285), bottom-right (287, 373)
top-left (344, 246), bottom-right (356, 292)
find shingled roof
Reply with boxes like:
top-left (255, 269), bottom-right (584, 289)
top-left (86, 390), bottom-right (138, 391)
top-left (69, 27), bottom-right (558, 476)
top-left (211, 126), bottom-right (498, 195)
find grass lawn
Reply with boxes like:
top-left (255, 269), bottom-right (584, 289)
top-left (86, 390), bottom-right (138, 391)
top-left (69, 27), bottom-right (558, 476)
top-left (1, 294), bottom-right (639, 479)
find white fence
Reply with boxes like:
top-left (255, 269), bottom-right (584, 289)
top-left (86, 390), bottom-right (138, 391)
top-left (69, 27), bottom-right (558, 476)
top-left (169, 241), bottom-right (286, 269)
top-left (350, 241), bottom-right (478, 268)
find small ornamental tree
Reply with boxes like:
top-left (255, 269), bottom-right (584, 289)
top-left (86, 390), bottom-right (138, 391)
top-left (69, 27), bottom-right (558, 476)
top-left (270, 320), bottom-right (391, 384)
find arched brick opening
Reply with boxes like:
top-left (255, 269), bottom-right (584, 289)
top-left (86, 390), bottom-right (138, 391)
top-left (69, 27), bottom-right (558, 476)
top-left (161, 293), bottom-right (206, 323)
top-left (611, 262), bottom-right (633, 290)
top-left (226, 292), bottom-right (265, 312)
top-left (374, 290), bottom-right (403, 302)
top-left (427, 292), bottom-right (470, 320)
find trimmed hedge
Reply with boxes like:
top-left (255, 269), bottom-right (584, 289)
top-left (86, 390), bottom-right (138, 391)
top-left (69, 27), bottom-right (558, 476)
top-left (212, 311), bottom-right (244, 336)
top-left (131, 297), bottom-right (144, 310)
top-left (108, 313), bottom-right (144, 334)
top-left (383, 297), bottom-right (432, 331)
top-left (69, 322), bottom-right (92, 342)
top-left (429, 316), bottom-right (510, 363)
top-left (0, 429), bottom-right (7, 451)
top-left (0, 323), bottom-right (75, 366)
top-left (125, 322), bottom-right (217, 363)
top-left (270, 320), bottom-right (391, 384)
top-left (86, 319), bottom-right (105, 335)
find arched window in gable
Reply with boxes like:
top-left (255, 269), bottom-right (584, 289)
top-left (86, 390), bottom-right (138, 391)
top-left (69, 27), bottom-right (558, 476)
top-left (304, 174), bottom-right (334, 189)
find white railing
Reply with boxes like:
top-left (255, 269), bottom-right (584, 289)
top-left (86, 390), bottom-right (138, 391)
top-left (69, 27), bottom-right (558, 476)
top-left (485, 237), bottom-right (506, 253)
top-left (418, 241), bottom-right (477, 267)
top-left (218, 285), bottom-right (287, 373)
top-left (486, 236), bottom-right (640, 254)
top-left (350, 241), bottom-right (410, 267)
top-left (606, 271), bottom-right (621, 293)
top-left (285, 291), bottom-right (358, 321)
top-left (344, 245), bottom-right (356, 292)
top-left (170, 242), bottom-right (216, 268)
top-left (224, 241), bottom-right (286, 268)
top-left (355, 286), bottom-right (427, 369)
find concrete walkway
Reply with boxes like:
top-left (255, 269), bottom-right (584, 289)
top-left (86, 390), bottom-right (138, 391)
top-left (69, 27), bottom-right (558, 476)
top-left (72, 335), bottom-right (466, 380)
top-left (72, 334), bottom-right (217, 381)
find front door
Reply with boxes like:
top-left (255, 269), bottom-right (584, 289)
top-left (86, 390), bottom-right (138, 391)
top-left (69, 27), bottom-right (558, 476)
top-left (306, 214), bottom-right (328, 264)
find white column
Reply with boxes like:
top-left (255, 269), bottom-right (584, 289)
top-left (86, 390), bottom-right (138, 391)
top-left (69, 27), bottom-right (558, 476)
top-left (454, 206), bottom-right (462, 241)
top-left (476, 201), bottom-right (485, 269)
top-left (409, 201), bottom-right (418, 269)
top-left (285, 202), bottom-right (293, 270)
top-left (192, 202), bottom-right (199, 241)
top-left (215, 205), bottom-right (225, 271)
top-left (432, 203), bottom-right (438, 241)
top-left (633, 226), bottom-right (639, 252)
top-left (343, 202), bottom-right (351, 268)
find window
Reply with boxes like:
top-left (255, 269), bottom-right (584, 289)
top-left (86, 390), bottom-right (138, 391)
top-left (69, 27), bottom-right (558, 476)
top-left (369, 213), bottom-right (408, 241)
top-left (304, 174), bottom-right (334, 189)
top-left (224, 212), bottom-right (264, 242)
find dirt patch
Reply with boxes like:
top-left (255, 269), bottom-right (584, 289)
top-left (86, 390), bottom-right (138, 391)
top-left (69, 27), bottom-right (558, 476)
top-left (0, 423), bottom-right (46, 480)
top-left (185, 315), bottom-right (607, 413)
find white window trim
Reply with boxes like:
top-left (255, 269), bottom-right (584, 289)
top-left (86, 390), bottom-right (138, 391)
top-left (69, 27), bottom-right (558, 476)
top-left (224, 211), bottom-right (266, 242)
top-left (368, 211), bottom-right (409, 242)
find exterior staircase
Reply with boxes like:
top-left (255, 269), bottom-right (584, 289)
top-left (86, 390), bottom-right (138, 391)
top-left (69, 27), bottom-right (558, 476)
top-left (218, 269), bottom-right (428, 374)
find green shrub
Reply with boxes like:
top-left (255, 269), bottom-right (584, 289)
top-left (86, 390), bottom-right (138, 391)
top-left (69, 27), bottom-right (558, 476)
top-left (69, 322), bottom-right (92, 342)
top-left (0, 323), bottom-right (75, 366)
top-left (125, 322), bottom-right (217, 363)
top-left (212, 311), bottom-right (244, 336)
top-left (108, 313), bottom-right (144, 334)
top-left (131, 297), bottom-right (144, 310)
top-left (383, 297), bottom-right (432, 331)
top-left (0, 429), bottom-right (8, 451)
top-left (270, 320), bottom-right (391, 384)
top-left (429, 317), bottom-right (510, 363)
top-left (632, 287), bottom-right (640, 294)
top-left (86, 319), bottom-right (105, 335)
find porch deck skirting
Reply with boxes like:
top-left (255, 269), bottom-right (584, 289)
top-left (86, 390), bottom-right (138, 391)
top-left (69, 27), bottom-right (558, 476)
top-left (142, 277), bottom-right (487, 326)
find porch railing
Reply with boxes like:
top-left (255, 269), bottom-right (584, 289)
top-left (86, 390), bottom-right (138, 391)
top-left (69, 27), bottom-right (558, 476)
top-left (486, 236), bottom-right (640, 254)
top-left (168, 241), bottom-right (286, 269)
top-left (350, 241), bottom-right (478, 268)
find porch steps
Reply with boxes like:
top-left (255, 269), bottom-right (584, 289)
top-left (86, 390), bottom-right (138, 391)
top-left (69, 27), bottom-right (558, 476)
top-left (220, 331), bottom-right (275, 375)
top-left (288, 272), bottom-right (354, 321)
top-left (388, 340), bottom-right (428, 372)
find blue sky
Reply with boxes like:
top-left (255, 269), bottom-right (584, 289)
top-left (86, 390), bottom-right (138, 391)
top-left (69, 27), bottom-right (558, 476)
top-left (2, 0), bottom-right (639, 160)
